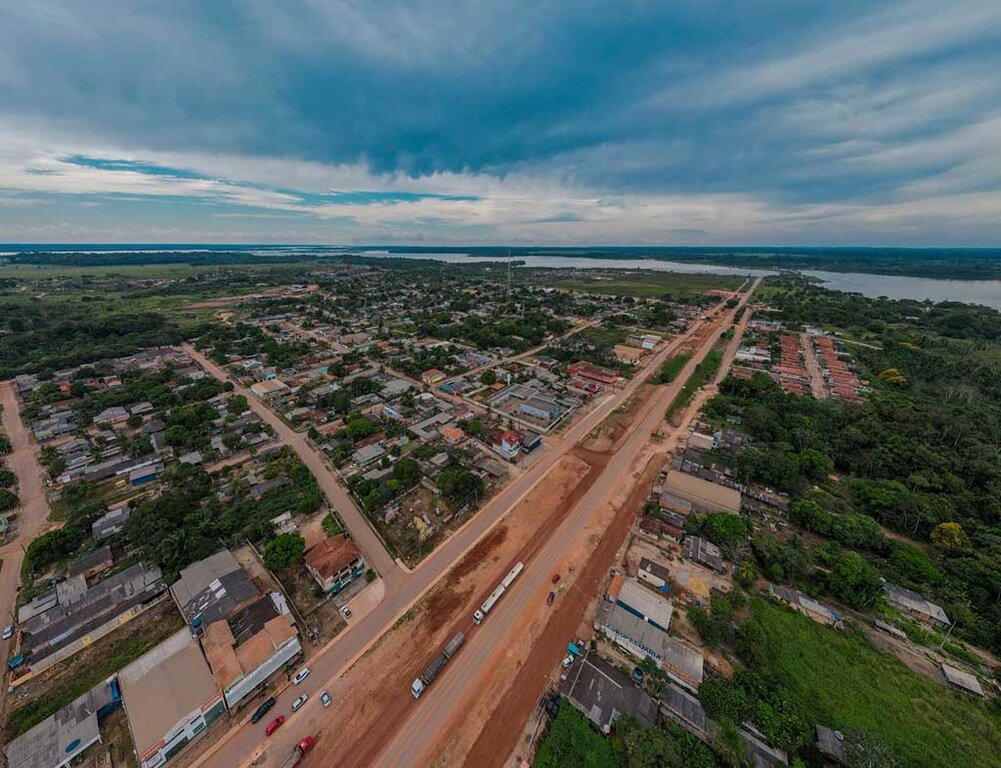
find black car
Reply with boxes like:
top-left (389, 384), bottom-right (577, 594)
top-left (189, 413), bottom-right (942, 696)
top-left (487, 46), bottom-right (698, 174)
top-left (250, 697), bottom-right (276, 724)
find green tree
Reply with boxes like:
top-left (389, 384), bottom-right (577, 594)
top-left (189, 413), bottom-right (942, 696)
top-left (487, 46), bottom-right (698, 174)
top-left (0, 488), bottom-right (19, 512)
top-left (888, 544), bottom-right (940, 586)
top-left (480, 369), bottom-right (497, 386)
top-left (346, 417), bottom-right (376, 440)
top-left (227, 394), bottom-right (248, 414)
top-left (393, 457), bottom-right (421, 487)
top-left (930, 522), bottom-right (972, 553)
top-left (829, 551), bottom-right (883, 608)
top-left (0, 468), bottom-right (17, 489)
top-left (263, 532), bottom-right (306, 570)
top-left (163, 424), bottom-right (190, 447)
top-left (699, 678), bottom-right (751, 724)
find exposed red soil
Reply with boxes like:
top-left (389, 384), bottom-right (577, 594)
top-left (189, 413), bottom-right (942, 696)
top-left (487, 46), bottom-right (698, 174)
top-left (461, 454), bottom-right (666, 768)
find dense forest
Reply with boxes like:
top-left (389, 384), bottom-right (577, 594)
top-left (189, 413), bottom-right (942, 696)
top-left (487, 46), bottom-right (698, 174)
top-left (0, 303), bottom-right (189, 379)
top-left (704, 284), bottom-right (1001, 653)
top-left (3, 250), bottom-right (332, 267)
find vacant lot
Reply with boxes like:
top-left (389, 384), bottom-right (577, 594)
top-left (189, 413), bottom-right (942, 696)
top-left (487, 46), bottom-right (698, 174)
top-left (751, 597), bottom-right (1001, 768)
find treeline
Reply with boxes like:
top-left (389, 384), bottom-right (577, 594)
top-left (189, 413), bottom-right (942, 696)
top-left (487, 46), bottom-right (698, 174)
top-left (4, 250), bottom-right (333, 267)
top-left (0, 302), bottom-right (193, 378)
top-left (765, 276), bottom-right (1001, 341)
top-left (378, 245), bottom-right (1001, 279)
top-left (708, 364), bottom-right (1001, 652)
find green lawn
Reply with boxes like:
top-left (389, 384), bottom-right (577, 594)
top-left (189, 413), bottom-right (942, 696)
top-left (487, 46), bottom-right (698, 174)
top-left (751, 597), bottom-right (1001, 768)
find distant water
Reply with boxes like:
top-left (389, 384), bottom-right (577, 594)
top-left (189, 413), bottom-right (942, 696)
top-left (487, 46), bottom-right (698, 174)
top-left (2, 244), bottom-right (1000, 310)
top-left (360, 250), bottom-right (1001, 310)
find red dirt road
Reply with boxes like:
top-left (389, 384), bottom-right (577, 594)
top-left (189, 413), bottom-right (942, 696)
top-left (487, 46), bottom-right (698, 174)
top-left (0, 381), bottom-right (54, 712)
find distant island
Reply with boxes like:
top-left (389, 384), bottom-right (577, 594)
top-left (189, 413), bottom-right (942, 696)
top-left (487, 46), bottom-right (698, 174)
top-left (3, 244), bottom-right (1001, 280)
top-left (375, 245), bottom-right (1001, 280)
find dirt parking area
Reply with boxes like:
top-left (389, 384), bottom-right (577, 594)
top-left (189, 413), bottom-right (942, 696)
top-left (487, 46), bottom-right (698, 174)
top-left (302, 452), bottom-right (599, 768)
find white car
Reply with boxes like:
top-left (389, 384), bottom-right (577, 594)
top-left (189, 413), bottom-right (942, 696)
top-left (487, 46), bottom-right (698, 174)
top-left (340, 605), bottom-right (352, 619)
top-left (562, 655), bottom-right (575, 668)
top-left (291, 694), bottom-right (308, 712)
top-left (2, 625), bottom-right (13, 640)
top-left (292, 667), bottom-right (311, 685)
top-left (320, 690), bottom-right (332, 708)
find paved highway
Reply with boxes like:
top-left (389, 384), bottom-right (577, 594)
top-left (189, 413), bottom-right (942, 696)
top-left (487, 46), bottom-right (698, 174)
top-left (183, 293), bottom-right (744, 768)
top-left (374, 280), bottom-right (759, 767)
top-left (0, 381), bottom-right (55, 713)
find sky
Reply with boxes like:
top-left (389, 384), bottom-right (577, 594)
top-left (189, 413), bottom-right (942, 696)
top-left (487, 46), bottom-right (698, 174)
top-left (1, 0), bottom-right (1000, 246)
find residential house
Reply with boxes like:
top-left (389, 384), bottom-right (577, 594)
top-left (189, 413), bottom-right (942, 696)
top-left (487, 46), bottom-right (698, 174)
top-left (883, 583), bottom-right (950, 627)
top-left (304, 535), bottom-right (365, 594)
top-left (421, 368), bottom-right (446, 386)
top-left (490, 430), bottom-right (522, 461)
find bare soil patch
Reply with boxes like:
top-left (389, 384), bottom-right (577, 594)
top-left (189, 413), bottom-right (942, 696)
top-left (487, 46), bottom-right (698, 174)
top-left (302, 453), bottom-right (597, 768)
top-left (452, 454), bottom-right (667, 768)
top-left (581, 384), bottom-right (657, 453)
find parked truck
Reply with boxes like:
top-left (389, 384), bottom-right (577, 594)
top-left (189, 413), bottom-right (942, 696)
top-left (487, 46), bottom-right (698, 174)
top-left (280, 736), bottom-right (316, 768)
top-left (411, 632), bottom-right (465, 699)
top-left (473, 561), bottom-right (523, 624)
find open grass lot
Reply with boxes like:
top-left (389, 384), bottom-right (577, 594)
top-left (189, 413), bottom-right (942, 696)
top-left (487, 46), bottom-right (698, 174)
top-left (665, 347), bottom-right (722, 419)
top-left (751, 597), bottom-right (1001, 768)
top-left (546, 270), bottom-right (744, 298)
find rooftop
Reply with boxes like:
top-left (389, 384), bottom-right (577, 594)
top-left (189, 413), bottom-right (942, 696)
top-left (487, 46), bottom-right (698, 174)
top-left (563, 652), bottom-right (657, 732)
top-left (612, 578), bottom-right (674, 631)
top-left (170, 550), bottom-right (261, 626)
top-left (941, 663), bottom-right (984, 696)
top-left (5, 683), bottom-right (112, 768)
top-left (119, 629), bottom-right (221, 759)
top-left (304, 535), bottom-right (362, 580)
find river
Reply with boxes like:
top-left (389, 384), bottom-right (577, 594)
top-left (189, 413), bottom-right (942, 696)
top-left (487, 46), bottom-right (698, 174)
top-left (362, 250), bottom-right (1001, 309)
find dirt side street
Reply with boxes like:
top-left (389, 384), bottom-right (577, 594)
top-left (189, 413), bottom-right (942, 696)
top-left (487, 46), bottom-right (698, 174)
top-left (182, 343), bottom-right (400, 584)
top-left (0, 381), bottom-right (55, 713)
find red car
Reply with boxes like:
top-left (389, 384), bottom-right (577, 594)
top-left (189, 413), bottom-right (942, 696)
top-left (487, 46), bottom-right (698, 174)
top-left (546, 591), bottom-right (556, 606)
top-left (265, 715), bottom-right (285, 736)
top-left (551, 574), bottom-right (561, 584)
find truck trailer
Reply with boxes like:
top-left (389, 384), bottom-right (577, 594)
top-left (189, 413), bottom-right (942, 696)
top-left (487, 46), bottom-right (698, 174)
top-left (280, 736), bottom-right (316, 768)
top-left (473, 561), bottom-right (523, 624)
top-left (411, 632), bottom-right (465, 699)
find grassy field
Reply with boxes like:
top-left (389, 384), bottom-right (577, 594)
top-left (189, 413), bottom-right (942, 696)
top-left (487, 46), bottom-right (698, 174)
top-left (655, 353), bottom-right (692, 384)
top-left (548, 270), bottom-right (744, 298)
top-left (751, 597), bottom-right (1001, 768)
top-left (665, 347), bottom-right (723, 419)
